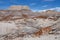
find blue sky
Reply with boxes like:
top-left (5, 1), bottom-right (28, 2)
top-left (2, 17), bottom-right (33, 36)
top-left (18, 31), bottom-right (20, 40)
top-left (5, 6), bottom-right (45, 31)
top-left (0, 0), bottom-right (60, 11)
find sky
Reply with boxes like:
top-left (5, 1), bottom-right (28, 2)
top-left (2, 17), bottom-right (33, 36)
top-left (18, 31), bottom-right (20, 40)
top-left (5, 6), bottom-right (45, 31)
top-left (0, 0), bottom-right (60, 11)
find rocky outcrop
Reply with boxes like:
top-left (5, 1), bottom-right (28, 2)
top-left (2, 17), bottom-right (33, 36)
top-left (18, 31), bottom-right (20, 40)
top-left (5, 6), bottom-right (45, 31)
top-left (8, 5), bottom-right (30, 10)
top-left (39, 10), bottom-right (60, 16)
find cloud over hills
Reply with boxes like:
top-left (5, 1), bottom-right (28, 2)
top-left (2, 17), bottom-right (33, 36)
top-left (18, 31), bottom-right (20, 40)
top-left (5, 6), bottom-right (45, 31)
top-left (38, 7), bottom-right (60, 12)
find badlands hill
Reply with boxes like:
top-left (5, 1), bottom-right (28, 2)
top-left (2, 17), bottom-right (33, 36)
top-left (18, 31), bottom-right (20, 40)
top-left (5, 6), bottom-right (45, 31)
top-left (0, 5), bottom-right (60, 40)
top-left (0, 6), bottom-right (60, 21)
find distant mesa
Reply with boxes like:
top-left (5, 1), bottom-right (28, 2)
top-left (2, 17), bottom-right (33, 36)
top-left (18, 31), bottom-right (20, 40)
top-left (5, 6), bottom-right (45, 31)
top-left (8, 5), bottom-right (30, 10)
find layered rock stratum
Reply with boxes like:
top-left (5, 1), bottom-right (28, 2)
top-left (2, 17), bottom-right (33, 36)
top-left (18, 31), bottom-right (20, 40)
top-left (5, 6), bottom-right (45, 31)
top-left (0, 5), bottom-right (60, 40)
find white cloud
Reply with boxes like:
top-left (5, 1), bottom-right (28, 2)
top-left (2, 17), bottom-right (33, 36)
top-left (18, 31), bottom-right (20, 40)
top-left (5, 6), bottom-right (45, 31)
top-left (49, 7), bottom-right (60, 11)
top-left (30, 3), bottom-right (36, 6)
top-left (38, 9), bottom-right (47, 12)
top-left (31, 9), bottom-right (38, 12)
top-left (42, 5), bottom-right (48, 7)
top-left (43, 0), bottom-right (55, 1)
top-left (38, 7), bottom-right (60, 12)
